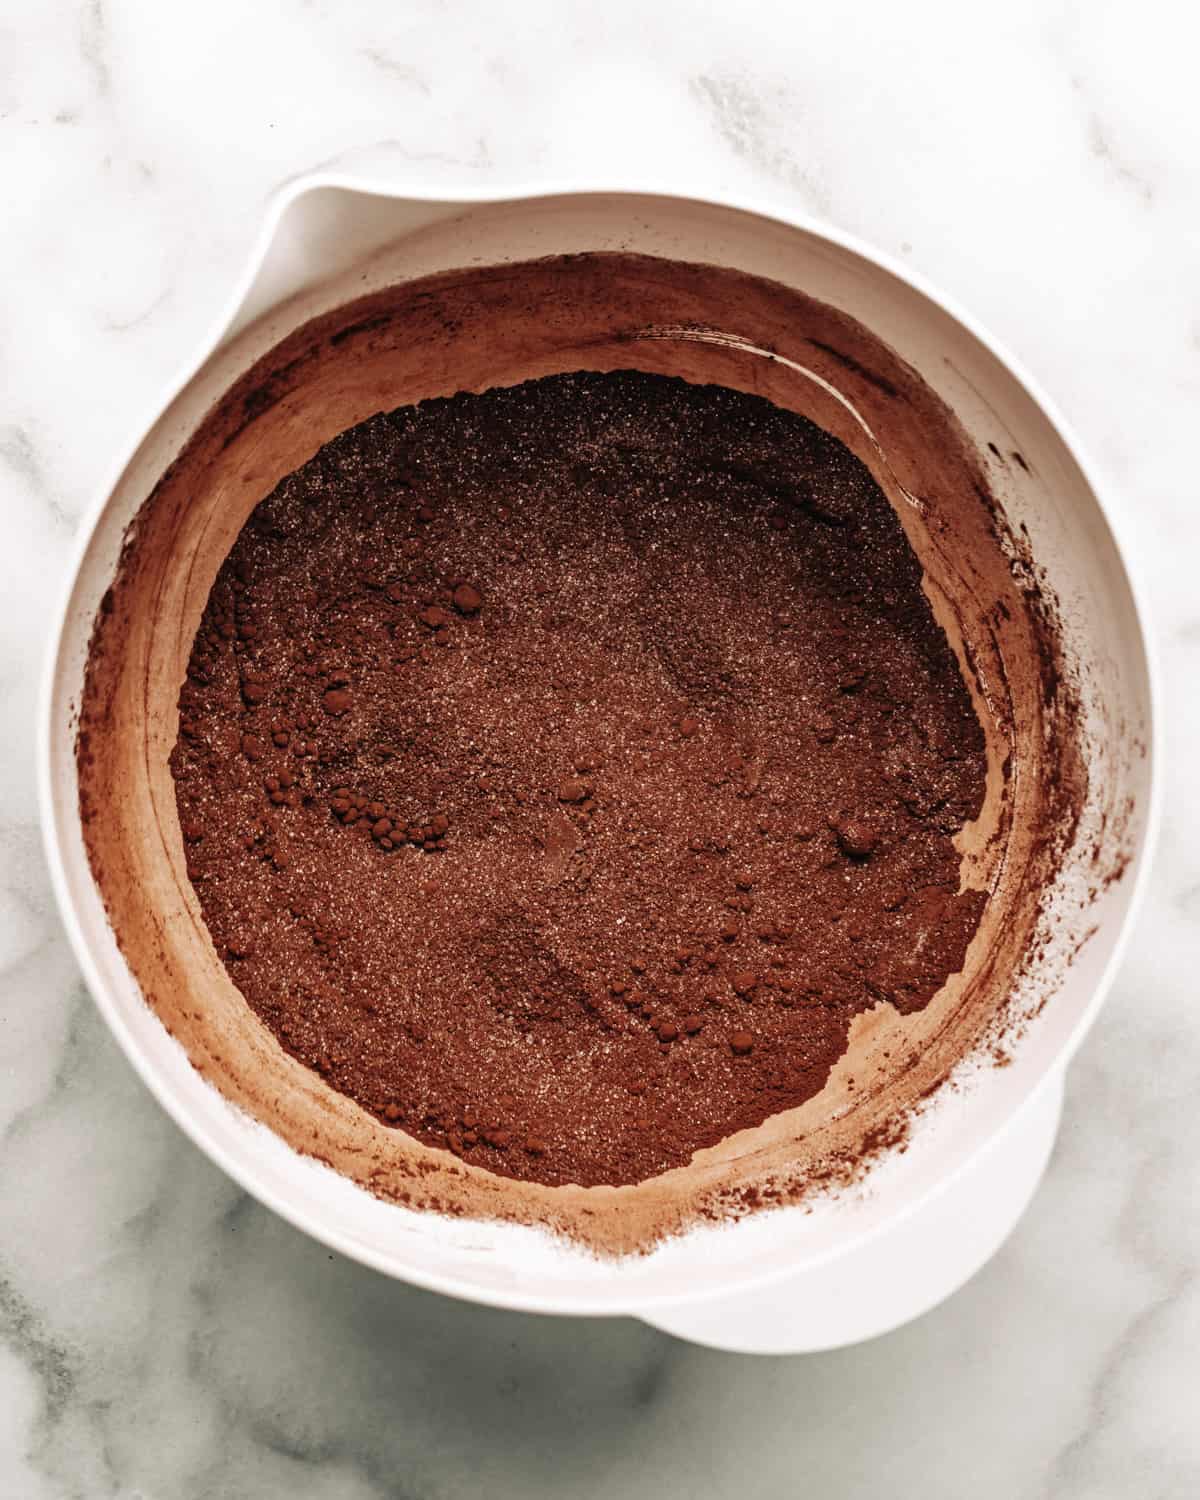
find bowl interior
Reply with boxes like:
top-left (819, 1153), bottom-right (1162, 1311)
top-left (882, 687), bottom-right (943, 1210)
top-left (45, 191), bottom-right (1154, 1310)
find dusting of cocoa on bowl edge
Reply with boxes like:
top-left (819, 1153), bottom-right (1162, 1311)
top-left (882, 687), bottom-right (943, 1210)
top-left (73, 252), bottom-right (1092, 1255)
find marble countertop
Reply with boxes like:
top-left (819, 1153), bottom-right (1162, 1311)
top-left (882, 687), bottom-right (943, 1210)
top-left (3, 1), bottom-right (1196, 1494)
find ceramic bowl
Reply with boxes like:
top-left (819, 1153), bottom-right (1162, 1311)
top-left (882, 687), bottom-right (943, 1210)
top-left (39, 182), bottom-right (1158, 1350)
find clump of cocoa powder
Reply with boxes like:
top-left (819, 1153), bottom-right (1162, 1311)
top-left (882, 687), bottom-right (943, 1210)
top-left (170, 371), bottom-right (987, 1188)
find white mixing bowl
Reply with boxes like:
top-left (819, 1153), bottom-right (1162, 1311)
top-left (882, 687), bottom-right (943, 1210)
top-left (39, 181), bottom-right (1158, 1352)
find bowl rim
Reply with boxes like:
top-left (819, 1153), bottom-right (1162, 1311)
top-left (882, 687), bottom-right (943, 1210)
top-left (36, 175), bottom-right (1164, 1315)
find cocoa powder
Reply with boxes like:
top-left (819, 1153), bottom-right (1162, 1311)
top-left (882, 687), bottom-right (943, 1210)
top-left (169, 370), bottom-right (987, 1189)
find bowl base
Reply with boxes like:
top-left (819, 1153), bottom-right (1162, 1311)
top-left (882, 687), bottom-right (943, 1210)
top-left (639, 1074), bottom-right (1064, 1353)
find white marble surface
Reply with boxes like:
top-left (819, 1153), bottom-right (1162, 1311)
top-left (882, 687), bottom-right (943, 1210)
top-left (2, 0), bottom-right (1197, 1493)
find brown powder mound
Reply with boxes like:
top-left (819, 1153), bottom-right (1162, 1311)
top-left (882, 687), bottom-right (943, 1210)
top-left (169, 370), bottom-right (987, 1189)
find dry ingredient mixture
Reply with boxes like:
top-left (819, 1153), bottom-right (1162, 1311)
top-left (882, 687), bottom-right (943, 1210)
top-left (170, 371), bottom-right (987, 1188)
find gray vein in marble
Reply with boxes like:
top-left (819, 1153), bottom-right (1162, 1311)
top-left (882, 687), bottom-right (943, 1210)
top-left (0, 425), bottom-right (49, 495)
top-left (1042, 1269), bottom-right (1195, 1499)
top-left (0, 427), bottom-right (73, 531)
top-left (273, 134), bottom-right (492, 193)
top-left (689, 73), bottom-right (832, 215)
top-left (100, 281), bottom-right (171, 334)
top-left (0, 1276), bottom-right (78, 1440)
top-left (360, 48), bottom-right (431, 92)
top-left (78, 0), bottom-right (110, 101)
top-left (1086, 112), bottom-right (1155, 206)
top-left (1036, 1098), bottom-right (1195, 1496)
top-left (0, 998), bottom-right (113, 1495)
